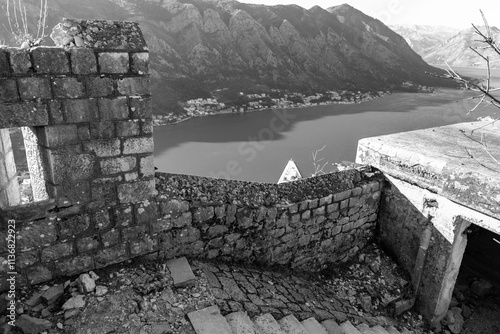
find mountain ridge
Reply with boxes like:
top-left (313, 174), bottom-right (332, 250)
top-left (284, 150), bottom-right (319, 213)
top-left (0, 0), bottom-right (453, 115)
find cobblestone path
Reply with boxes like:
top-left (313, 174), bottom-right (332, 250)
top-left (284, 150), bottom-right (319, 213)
top-left (199, 261), bottom-right (385, 327)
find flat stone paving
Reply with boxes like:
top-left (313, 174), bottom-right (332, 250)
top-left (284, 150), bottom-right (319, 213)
top-left (199, 261), bottom-right (375, 325)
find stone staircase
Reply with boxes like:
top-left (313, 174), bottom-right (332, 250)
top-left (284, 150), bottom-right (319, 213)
top-left (187, 305), bottom-right (414, 334)
top-left (167, 256), bottom-right (416, 334)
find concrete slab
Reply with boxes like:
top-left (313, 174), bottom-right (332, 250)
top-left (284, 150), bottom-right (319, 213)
top-left (339, 321), bottom-right (362, 334)
top-left (356, 323), bottom-right (376, 334)
top-left (385, 326), bottom-right (401, 334)
top-left (320, 319), bottom-right (343, 334)
top-left (187, 306), bottom-right (232, 334)
top-left (301, 317), bottom-right (328, 334)
top-left (166, 257), bottom-right (196, 288)
top-left (254, 313), bottom-right (284, 334)
top-left (371, 325), bottom-right (389, 334)
top-left (226, 311), bottom-right (258, 334)
top-left (278, 314), bottom-right (309, 334)
top-left (356, 121), bottom-right (500, 225)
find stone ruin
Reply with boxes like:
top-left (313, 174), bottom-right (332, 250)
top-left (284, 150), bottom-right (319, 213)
top-left (1, 18), bottom-right (499, 326)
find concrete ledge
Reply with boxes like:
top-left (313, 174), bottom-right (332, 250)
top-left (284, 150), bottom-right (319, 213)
top-left (356, 121), bottom-right (500, 223)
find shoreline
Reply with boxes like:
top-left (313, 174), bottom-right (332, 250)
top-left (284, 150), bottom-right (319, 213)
top-left (153, 90), bottom-right (397, 126)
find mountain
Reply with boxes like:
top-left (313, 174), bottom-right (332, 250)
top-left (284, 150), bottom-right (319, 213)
top-left (422, 26), bottom-right (500, 69)
top-left (0, 0), bottom-right (452, 115)
top-left (390, 24), bottom-right (460, 55)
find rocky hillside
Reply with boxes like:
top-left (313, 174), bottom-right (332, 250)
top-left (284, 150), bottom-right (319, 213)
top-left (0, 0), bottom-right (452, 115)
top-left (422, 26), bottom-right (500, 69)
top-left (390, 24), bottom-right (460, 55)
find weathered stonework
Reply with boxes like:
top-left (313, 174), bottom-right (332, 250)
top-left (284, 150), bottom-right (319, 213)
top-left (356, 122), bottom-right (500, 325)
top-left (0, 18), bottom-right (384, 297)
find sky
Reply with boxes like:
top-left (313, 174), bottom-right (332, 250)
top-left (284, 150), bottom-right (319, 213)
top-left (238, 0), bottom-right (500, 29)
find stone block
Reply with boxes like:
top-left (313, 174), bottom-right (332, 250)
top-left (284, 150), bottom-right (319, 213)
top-left (47, 100), bottom-right (65, 124)
top-left (139, 155), bottom-right (155, 178)
top-left (90, 121), bottom-right (115, 139)
top-left (327, 202), bottom-right (339, 213)
top-left (70, 48), bottom-right (97, 74)
top-left (130, 235), bottom-right (158, 256)
top-left (94, 244), bottom-right (128, 268)
top-left (124, 172), bottom-right (138, 181)
top-left (254, 313), bottom-right (284, 334)
top-left (116, 120), bottom-right (140, 137)
top-left (0, 102), bottom-right (48, 128)
top-left (41, 242), bottom-right (74, 261)
top-left (45, 181), bottom-right (92, 205)
top-left (151, 218), bottom-right (172, 234)
top-left (135, 201), bottom-right (158, 224)
top-left (193, 207), bottom-right (214, 223)
top-left (339, 321), bottom-right (362, 334)
top-left (101, 229), bottom-right (119, 247)
top-left (31, 47), bottom-right (70, 73)
top-left (58, 214), bottom-right (90, 237)
top-left (333, 190), bottom-right (351, 202)
top-left (56, 254), bottom-right (94, 276)
top-left (113, 205), bottom-right (133, 226)
top-left (52, 77), bottom-right (85, 98)
top-left (100, 156), bottom-right (137, 175)
top-left (17, 250), bottom-right (39, 269)
top-left (98, 97), bottom-right (129, 120)
top-left (226, 311), bottom-right (260, 334)
top-left (471, 279), bottom-right (493, 296)
top-left (173, 212), bottom-right (192, 228)
top-left (122, 136), bottom-right (154, 154)
top-left (351, 187), bottom-right (363, 196)
top-left (9, 49), bottom-right (32, 74)
top-left (41, 284), bottom-right (64, 305)
top-left (37, 124), bottom-right (79, 147)
top-left (301, 317), bottom-right (329, 334)
top-left (26, 265), bottom-right (52, 285)
top-left (17, 220), bottom-right (57, 250)
top-left (278, 314), bottom-right (309, 334)
top-left (83, 139), bottom-right (121, 157)
top-left (0, 78), bottom-right (18, 102)
top-left (77, 124), bottom-right (91, 140)
top-left (43, 149), bottom-right (96, 184)
top-left (91, 210), bottom-right (111, 229)
top-left (118, 179), bottom-right (156, 203)
top-left (18, 77), bottom-right (52, 101)
top-left (0, 49), bottom-right (11, 76)
top-left (77, 235), bottom-right (100, 253)
top-left (166, 256), bottom-right (196, 288)
top-left (63, 98), bottom-right (98, 123)
top-left (98, 52), bottom-right (129, 74)
top-left (160, 199), bottom-right (190, 218)
top-left (131, 52), bottom-right (149, 74)
top-left (122, 225), bottom-right (146, 241)
top-left (141, 120), bottom-right (152, 136)
top-left (187, 306), bottom-right (233, 334)
top-left (130, 96), bottom-right (152, 118)
top-left (15, 315), bottom-right (52, 333)
top-left (85, 76), bottom-right (114, 97)
top-left (91, 183), bottom-right (117, 202)
top-left (117, 77), bottom-right (150, 96)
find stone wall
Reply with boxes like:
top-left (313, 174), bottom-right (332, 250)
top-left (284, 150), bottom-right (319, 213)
top-left (154, 170), bottom-right (383, 270)
top-left (0, 19), bottom-right (155, 291)
top-left (0, 18), bottom-right (384, 292)
top-left (356, 122), bottom-right (500, 324)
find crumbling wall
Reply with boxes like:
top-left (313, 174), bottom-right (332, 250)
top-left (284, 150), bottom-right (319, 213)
top-left (154, 170), bottom-right (383, 270)
top-left (0, 19), bottom-right (155, 290)
top-left (0, 18), bottom-right (384, 292)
